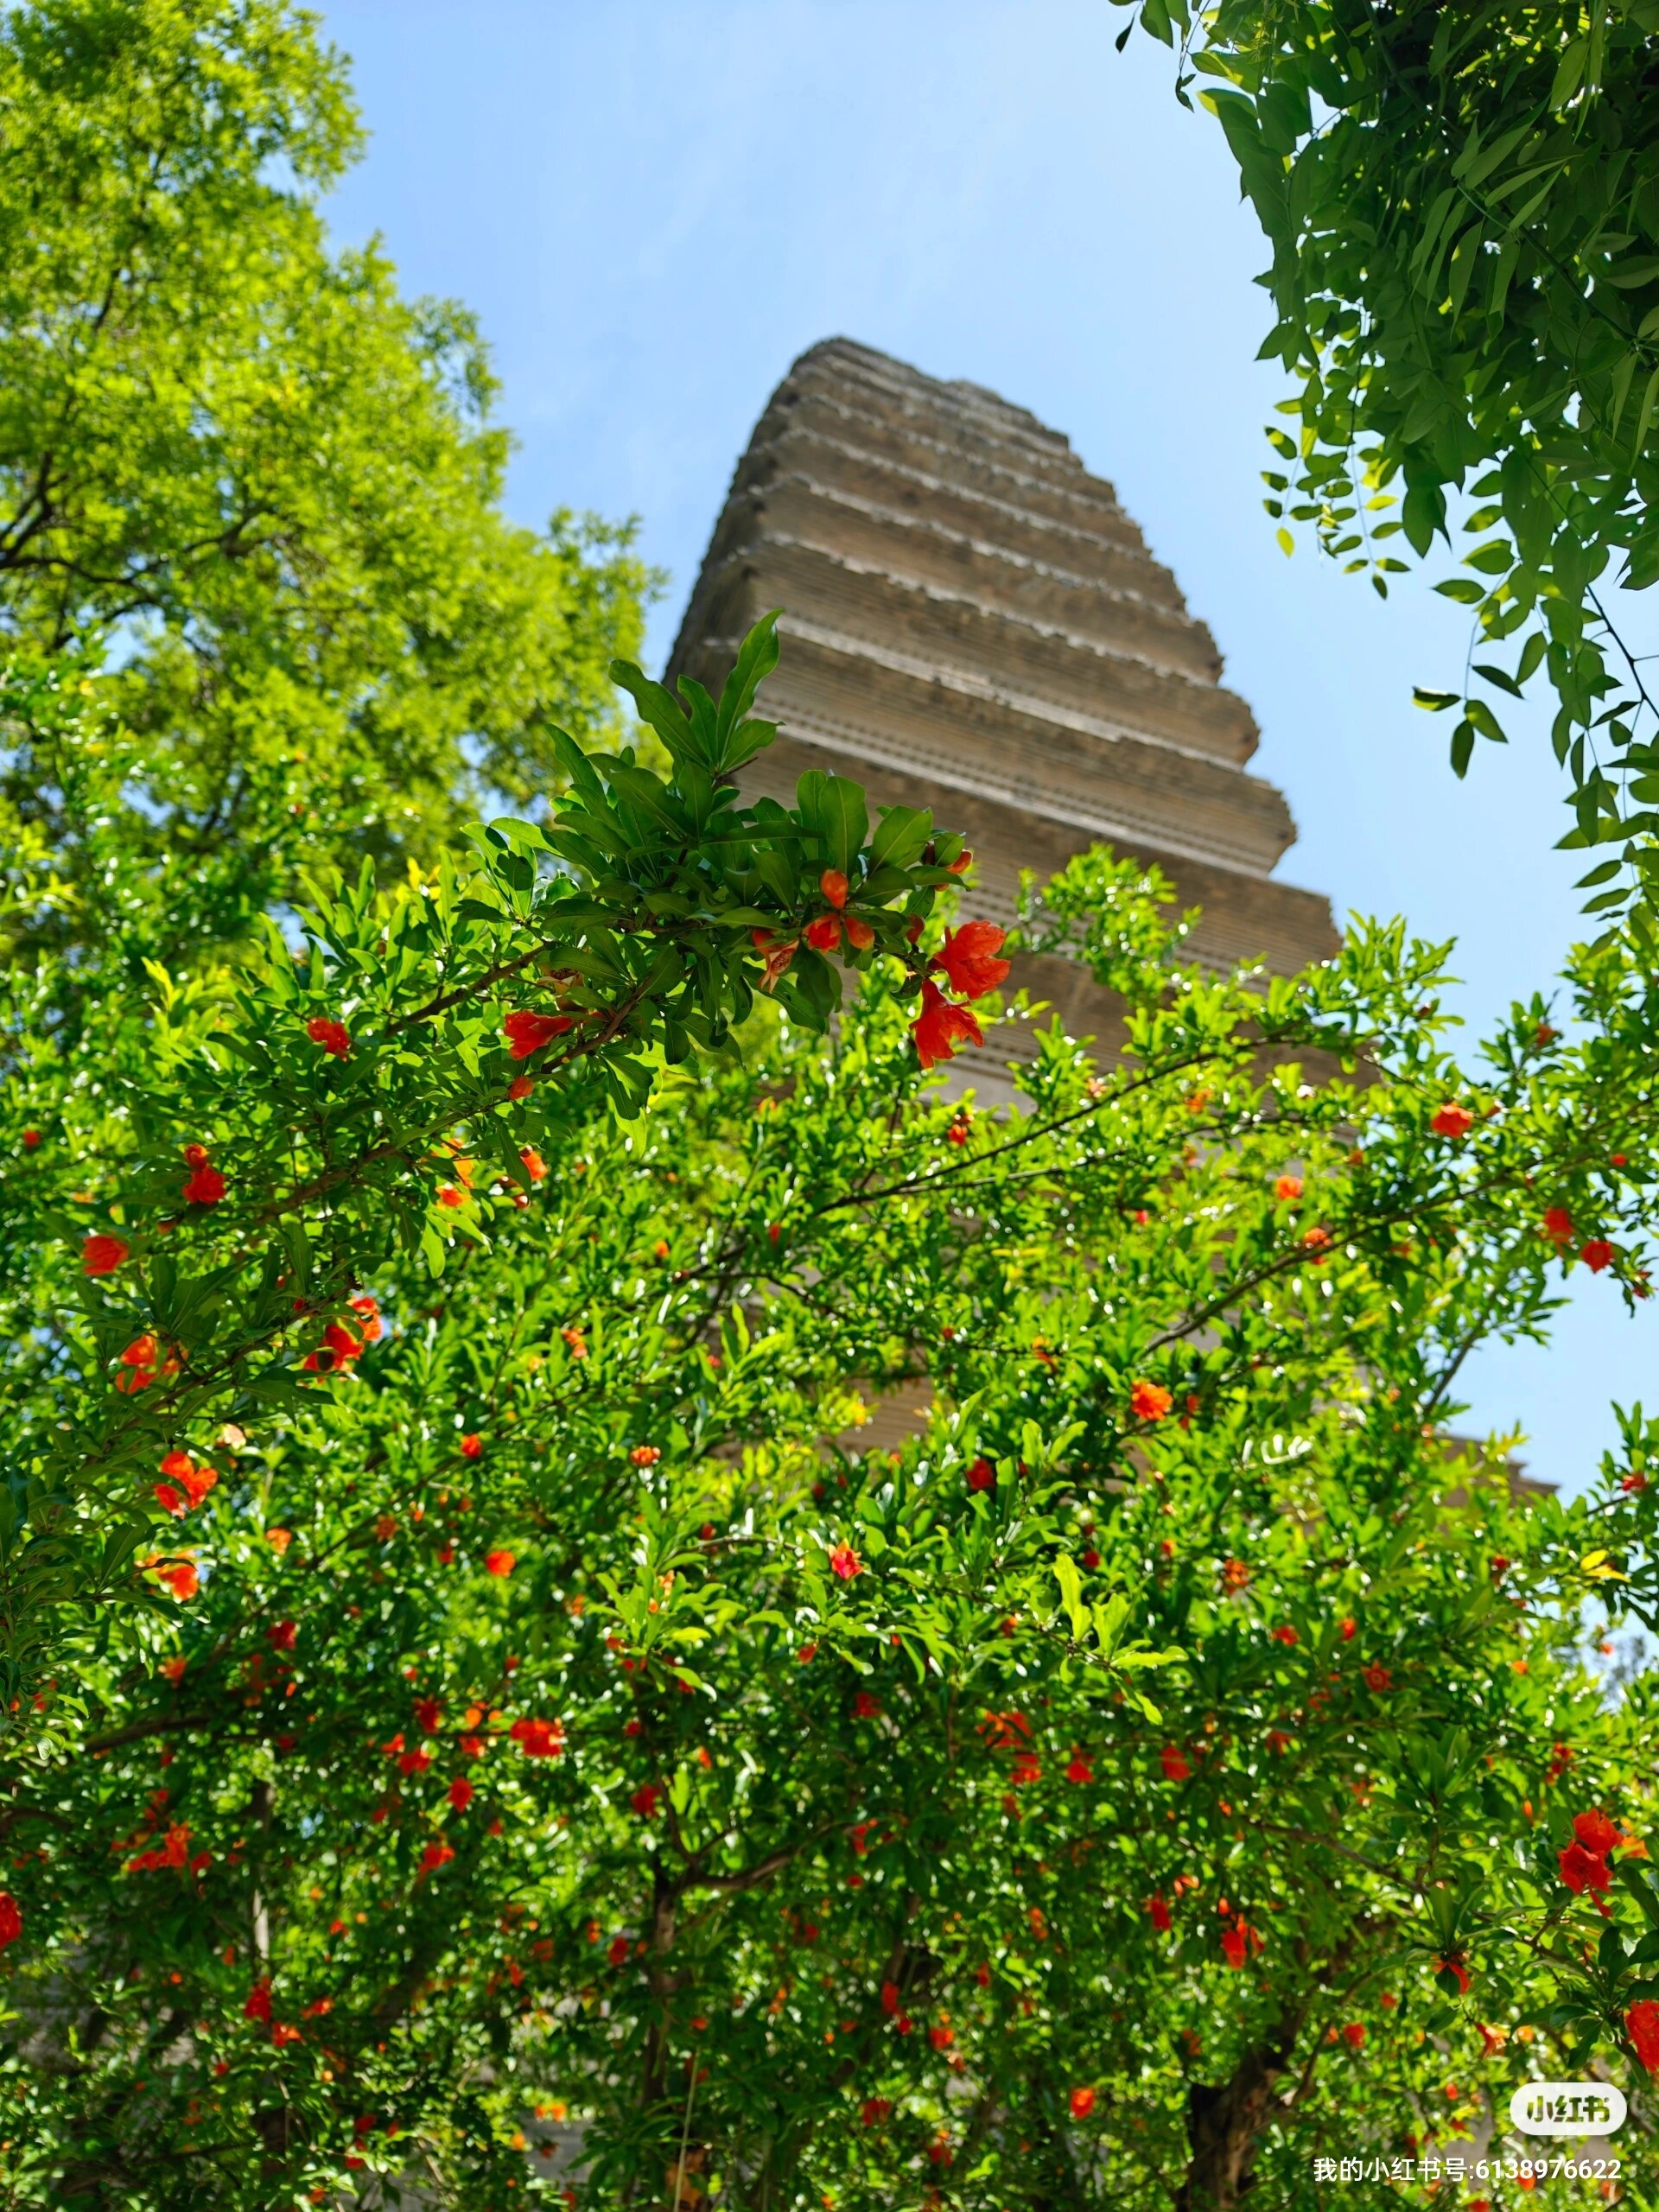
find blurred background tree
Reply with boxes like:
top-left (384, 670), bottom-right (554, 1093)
top-left (0, 0), bottom-right (653, 949)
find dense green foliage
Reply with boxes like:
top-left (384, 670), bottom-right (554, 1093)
top-left (4, 5), bottom-right (1659, 2204)
top-left (1118, 0), bottom-right (1659, 931)
top-left (0, 0), bottom-right (651, 926)
top-left (6, 635), bottom-right (1659, 2205)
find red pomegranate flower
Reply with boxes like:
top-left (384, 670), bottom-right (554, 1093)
top-left (1573, 1808), bottom-right (1622, 1857)
top-left (509, 1717), bottom-right (563, 1758)
top-left (829, 1545), bottom-right (861, 1581)
top-left (1274, 1174), bottom-right (1303, 1201)
top-left (804, 914), bottom-right (842, 951)
top-left (1130, 1379), bottom-right (1173, 1422)
top-left (931, 921), bottom-right (1011, 1000)
top-left (83, 1234), bottom-right (129, 1277)
top-left (448, 1777), bottom-right (474, 1812)
top-left (1343, 2023), bottom-right (1365, 2048)
top-left (1558, 1840), bottom-right (1612, 1894)
top-left (306, 1016), bottom-right (350, 1058)
top-left (244, 1980), bottom-right (273, 2022)
top-left (1581, 1239), bottom-right (1614, 1272)
top-left (484, 1548), bottom-right (515, 1577)
top-left (911, 980), bottom-right (982, 1071)
top-left (460, 1433), bottom-right (484, 1460)
top-left (504, 1008), bottom-right (574, 1060)
top-left (1069, 2087), bottom-right (1096, 2120)
top-left (181, 1163), bottom-right (226, 1206)
top-left (1147, 1892), bottom-right (1172, 1932)
top-left (1627, 1999), bottom-right (1659, 2074)
top-left (1160, 1745), bottom-right (1191, 1782)
top-left (117, 1333), bottom-right (161, 1394)
top-left (631, 1783), bottom-right (661, 1819)
top-left (0, 1893), bottom-right (21, 1950)
top-left (154, 1452), bottom-right (216, 1515)
top-left (302, 1318), bottom-right (365, 1372)
top-left (1541, 1207), bottom-right (1573, 1244)
top-left (1431, 1103), bottom-right (1475, 1138)
top-left (966, 1457), bottom-right (995, 1492)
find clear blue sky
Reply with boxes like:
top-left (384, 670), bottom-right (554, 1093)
top-left (315, 0), bottom-right (1650, 1493)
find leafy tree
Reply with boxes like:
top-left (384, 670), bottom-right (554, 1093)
top-left (0, 0), bottom-right (652, 926)
top-left (1116, 0), bottom-right (1659, 933)
top-left (4, 627), bottom-right (1659, 2205)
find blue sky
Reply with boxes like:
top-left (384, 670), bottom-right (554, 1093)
top-left (316, 0), bottom-right (1650, 1492)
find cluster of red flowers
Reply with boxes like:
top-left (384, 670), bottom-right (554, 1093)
top-left (509, 1717), bottom-right (563, 1758)
top-left (803, 869), bottom-right (877, 957)
top-left (912, 922), bottom-right (1011, 1071)
top-left (1541, 1207), bottom-right (1620, 1274)
top-left (1220, 1918), bottom-right (1264, 1969)
top-left (1558, 1807), bottom-right (1622, 1898)
top-left (126, 1819), bottom-right (203, 1877)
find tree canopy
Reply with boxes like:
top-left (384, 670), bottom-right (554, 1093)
top-left (0, 0), bottom-right (652, 938)
top-left (1118, 0), bottom-right (1659, 935)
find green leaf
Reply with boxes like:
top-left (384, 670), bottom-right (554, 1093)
top-left (869, 804), bottom-right (933, 872)
top-left (1052, 1554), bottom-right (1088, 1641)
top-left (715, 612), bottom-right (782, 758)
top-left (610, 659), bottom-right (702, 764)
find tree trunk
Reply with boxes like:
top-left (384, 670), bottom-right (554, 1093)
top-left (1174, 2000), bottom-right (1306, 2210)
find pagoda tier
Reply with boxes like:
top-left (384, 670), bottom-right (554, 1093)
top-left (667, 337), bottom-right (1337, 1094)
